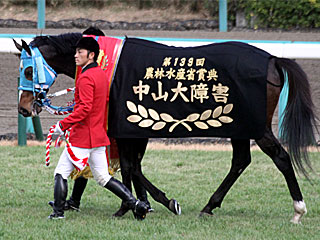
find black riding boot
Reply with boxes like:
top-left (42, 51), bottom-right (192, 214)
top-left (104, 177), bottom-right (148, 220)
top-left (48, 174), bottom-right (68, 219)
top-left (48, 176), bottom-right (88, 211)
top-left (67, 176), bottom-right (88, 211)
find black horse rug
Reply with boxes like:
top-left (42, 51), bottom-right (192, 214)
top-left (107, 38), bottom-right (271, 139)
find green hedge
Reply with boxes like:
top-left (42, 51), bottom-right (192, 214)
top-left (213, 0), bottom-right (320, 29)
top-left (0, 0), bottom-right (319, 29)
top-left (107, 0), bottom-right (320, 29)
top-left (236, 0), bottom-right (320, 29)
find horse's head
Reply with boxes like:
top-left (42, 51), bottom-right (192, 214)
top-left (14, 30), bottom-right (101, 117)
top-left (14, 38), bottom-right (58, 117)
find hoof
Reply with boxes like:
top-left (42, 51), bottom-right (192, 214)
top-left (48, 212), bottom-right (65, 220)
top-left (168, 199), bottom-right (181, 215)
top-left (133, 200), bottom-right (148, 220)
top-left (48, 201), bottom-right (54, 208)
top-left (290, 200), bottom-right (307, 224)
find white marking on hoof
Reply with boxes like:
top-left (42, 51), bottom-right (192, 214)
top-left (290, 200), bottom-right (307, 224)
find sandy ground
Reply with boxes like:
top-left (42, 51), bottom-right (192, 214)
top-left (0, 28), bottom-right (319, 144)
top-left (0, 4), bottom-right (212, 23)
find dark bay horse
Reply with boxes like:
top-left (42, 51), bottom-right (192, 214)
top-left (14, 32), bottom-right (317, 223)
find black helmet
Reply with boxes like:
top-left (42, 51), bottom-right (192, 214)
top-left (75, 37), bottom-right (100, 61)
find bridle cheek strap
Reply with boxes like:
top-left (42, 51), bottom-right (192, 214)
top-left (34, 53), bottom-right (46, 84)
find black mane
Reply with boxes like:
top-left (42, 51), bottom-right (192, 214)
top-left (30, 32), bottom-right (82, 55)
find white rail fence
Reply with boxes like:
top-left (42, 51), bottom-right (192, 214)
top-left (1, 35), bottom-right (320, 59)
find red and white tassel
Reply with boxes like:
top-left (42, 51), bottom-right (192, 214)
top-left (45, 124), bottom-right (88, 171)
top-left (44, 105), bottom-right (73, 115)
top-left (45, 124), bottom-right (56, 166)
top-left (46, 124), bottom-right (66, 166)
top-left (54, 135), bottom-right (63, 148)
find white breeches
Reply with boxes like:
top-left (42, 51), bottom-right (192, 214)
top-left (54, 146), bottom-right (111, 187)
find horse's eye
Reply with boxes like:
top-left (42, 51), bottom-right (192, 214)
top-left (24, 66), bottom-right (33, 81)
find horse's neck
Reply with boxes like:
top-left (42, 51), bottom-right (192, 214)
top-left (39, 45), bottom-right (76, 79)
top-left (37, 33), bottom-right (82, 79)
top-left (51, 54), bottom-right (76, 79)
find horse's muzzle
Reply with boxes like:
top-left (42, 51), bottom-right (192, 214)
top-left (18, 106), bottom-right (32, 117)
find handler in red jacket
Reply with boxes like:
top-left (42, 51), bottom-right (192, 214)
top-left (48, 37), bottom-right (148, 220)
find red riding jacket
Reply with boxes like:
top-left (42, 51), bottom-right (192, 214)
top-left (60, 62), bottom-right (110, 148)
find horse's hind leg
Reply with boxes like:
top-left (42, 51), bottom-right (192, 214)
top-left (130, 139), bottom-right (181, 215)
top-left (255, 127), bottom-right (307, 224)
top-left (131, 139), bottom-right (152, 210)
top-left (200, 139), bottom-right (251, 216)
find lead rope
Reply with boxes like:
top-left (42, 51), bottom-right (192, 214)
top-left (44, 87), bottom-right (90, 170)
top-left (44, 88), bottom-right (75, 166)
top-left (44, 87), bottom-right (92, 171)
top-left (46, 124), bottom-right (89, 172)
top-left (45, 124), bottom-right (70, 167)
top-left (44, 87), bottom-right (113, 173)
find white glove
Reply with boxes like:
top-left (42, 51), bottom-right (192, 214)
top-left (54, 121), bottom-right (64, 135)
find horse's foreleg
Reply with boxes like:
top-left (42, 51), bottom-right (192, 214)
top-left (200, 139), bottom-right (251, 216)
top-left (115, 138), bottom-right (180, 215)
top-left (130, 139), bottom-right (181, 215)
top-left (131, 138), bottom-right (153, 211)
top-left (132, 167), bottom-right (181, 215)
top-left (255, 127), bottom-right (306, 224)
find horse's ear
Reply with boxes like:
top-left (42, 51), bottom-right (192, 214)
top-left (13, 39), bottom-right (22, 52)
top-left (83, 26), bottom-right (105, 36)
top-left (21, 39), bottom-right (32, 56)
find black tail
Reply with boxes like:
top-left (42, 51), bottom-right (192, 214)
top-left (276, 58), bottom-right (318, 177)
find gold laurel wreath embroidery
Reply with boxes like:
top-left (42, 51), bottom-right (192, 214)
top-left (97, 50), bottom-right (108, 71)
top-left (126, 101), bottom-right (233, 132)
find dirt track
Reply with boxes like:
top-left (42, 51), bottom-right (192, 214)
top-left (1, 28), bottom-right (319, 140)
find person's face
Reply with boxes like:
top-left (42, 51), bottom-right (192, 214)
top-left (75, 48), bottom-right (94, 67)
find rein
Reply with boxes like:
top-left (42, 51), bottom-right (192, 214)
top-left (42, 87), bottom-right (75, 115)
